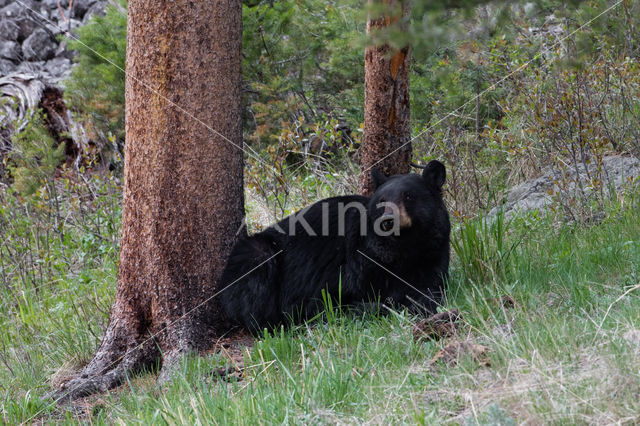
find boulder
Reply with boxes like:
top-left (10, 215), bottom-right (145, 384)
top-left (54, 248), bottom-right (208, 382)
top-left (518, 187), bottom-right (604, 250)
top-left (0, 0), bottom-right (108, 167)
top-left (22, 28), bottom-right (57, 61)
top-left (0, 18), bottom-right (20, 41)
top-left (72, 0), bottom-right (100, 19)
top-left (82, 0), bottom-right (107, 24)
top-left (0, 57), bottom-right (15, 74)
top-left (44, 56), bottom-right (70, 81)
top-left (0, 39), bottom-right (20, 61)
top-left (0, 1), bottom-right (38, 42)
top-left (16, 60), bottom-right (44, 74)
top-left (492, 156), bottom-right (640, 217)
top-left (42, 0), bottom-right (67, 9)
top-left (601, 156), bottom-right (640, 188)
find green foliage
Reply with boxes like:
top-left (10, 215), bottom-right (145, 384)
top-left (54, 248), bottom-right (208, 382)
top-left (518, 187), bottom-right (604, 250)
top-left (4, 0), bottom-right (640, 423)
top-left (411, 0), bottom-right (640, 218)
top-left (7, 111), bottom-right (64, 196)
top-left (242, 0), bottom-right (365, 144)
top-left (451, 210), bottom-right (522, 285)
top-left (3, 180), bottom-right (640, 423)
top-left (244, 114), bottom-right (360, 221)
top-left (64, 0), bottom-right (126, 150)
top-left (0, 172), bottom-right (121, 424)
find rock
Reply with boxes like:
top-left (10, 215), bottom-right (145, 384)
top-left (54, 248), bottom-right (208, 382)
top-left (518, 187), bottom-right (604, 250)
top-left (0, 1), bottom-right (25, 17)
top-left (0, 58), bottom-right (15, 74)
top-left (69, 18), bottom-right (82, 30)
top-left (40, 20), bottom-right (64, 37)
top-left (16, 60), bottom-right (44, 74)
top-left (0, 1), bottom-right (38, 42)
top-left (602, 156), bottom-right (640, 187)
top-left (503, 175), bottom-right (555, 214)
top-left (0, 18), bottom-right (20, 41)
top-left (44, 56), bottom-right (70, 81)
top-left (22, 28), bottom-right (57, 61)
top-left (42, 0), bottom-right (68, 9)
top-left (72, 0), bottom-right (99, 19)
top-left (0, 0), bottom-right (108, 165)
top-left (82, 0), bottom-right (107, 24)
top-left (0, 39), bottom-right (20, 61)
top-left (491, 156), bottom-right (640, 217)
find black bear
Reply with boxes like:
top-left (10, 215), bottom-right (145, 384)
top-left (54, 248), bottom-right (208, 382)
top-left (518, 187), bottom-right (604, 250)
top-left (219, 160), bottom-right (451, 333)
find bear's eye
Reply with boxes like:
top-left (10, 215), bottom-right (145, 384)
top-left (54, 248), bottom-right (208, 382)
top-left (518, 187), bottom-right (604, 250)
top-left (403, 192), bottom-right (412, 201)
top-left (379, 197), bottom-right (386, 204)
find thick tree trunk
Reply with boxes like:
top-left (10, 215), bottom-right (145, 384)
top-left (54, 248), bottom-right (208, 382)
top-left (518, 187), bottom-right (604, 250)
top-left (51, 0), bottom-right (244, 400)
top-left (358, 0), bottom-right (412, 196)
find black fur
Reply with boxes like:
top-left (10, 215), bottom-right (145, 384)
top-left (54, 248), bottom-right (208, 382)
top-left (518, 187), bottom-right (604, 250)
top-left (220, 160), bottom-right (451, 333)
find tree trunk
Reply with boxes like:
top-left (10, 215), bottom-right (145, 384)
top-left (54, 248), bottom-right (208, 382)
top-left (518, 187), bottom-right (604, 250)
top-left (358, 0), bottom-right (412, 196)
top-left (50, 0), bottom-right (244, 400)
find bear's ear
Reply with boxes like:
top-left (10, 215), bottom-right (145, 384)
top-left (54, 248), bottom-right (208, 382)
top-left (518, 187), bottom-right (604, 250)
top-left (371, 167), bottom-right (388, 190)
top-left (422, 160), bottom-right (446, 189)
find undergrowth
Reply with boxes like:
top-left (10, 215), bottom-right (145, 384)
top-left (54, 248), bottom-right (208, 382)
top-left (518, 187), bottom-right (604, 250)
top-left (1, 0), bottom-right (640, 423)
top-left (1, 174), bottom-right (639, 424)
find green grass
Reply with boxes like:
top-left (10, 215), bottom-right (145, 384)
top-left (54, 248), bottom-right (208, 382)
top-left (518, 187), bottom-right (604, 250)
top-left (1, 175), bottom-right (640, 424)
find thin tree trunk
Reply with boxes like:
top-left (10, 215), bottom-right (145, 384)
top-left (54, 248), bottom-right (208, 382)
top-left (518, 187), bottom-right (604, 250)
top-left (358, 0), bottom-right (412, 195)
top-left (50, 0), bottom-right (244, 400)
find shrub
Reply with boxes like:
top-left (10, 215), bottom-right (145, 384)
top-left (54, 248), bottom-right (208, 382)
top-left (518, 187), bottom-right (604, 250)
top-left (64, 0), bottom-right (127, 159)
top-left (8, 110), bottom-right (64, 196)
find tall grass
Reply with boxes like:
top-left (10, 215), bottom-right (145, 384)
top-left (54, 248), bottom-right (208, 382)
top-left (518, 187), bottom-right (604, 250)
top-left (1, 174), bottom-right (639, 424)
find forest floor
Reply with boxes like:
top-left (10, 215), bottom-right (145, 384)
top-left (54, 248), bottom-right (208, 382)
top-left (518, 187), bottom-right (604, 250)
top-left (1, 175), bottom-right (640, 424)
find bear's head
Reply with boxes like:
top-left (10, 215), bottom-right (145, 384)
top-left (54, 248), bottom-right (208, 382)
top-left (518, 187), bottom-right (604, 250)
top-left (367, 160), bottom-right (450, 262)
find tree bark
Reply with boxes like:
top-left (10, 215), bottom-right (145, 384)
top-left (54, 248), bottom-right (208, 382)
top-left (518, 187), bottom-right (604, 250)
top-left (50, 0), bottom-right (244, 400)
top-left (358, 0), bottom-right (412, 196)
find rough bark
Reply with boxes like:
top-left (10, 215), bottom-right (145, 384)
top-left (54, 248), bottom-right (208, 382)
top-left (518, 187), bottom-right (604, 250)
top-left (358, 0), bottom-right (412, 196)
top-left (50, 0), bottom-right (244, 400)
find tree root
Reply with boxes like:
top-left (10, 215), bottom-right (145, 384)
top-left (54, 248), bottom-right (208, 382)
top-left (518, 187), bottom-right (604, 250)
top-left (46, 337), bottom-right (159, 403)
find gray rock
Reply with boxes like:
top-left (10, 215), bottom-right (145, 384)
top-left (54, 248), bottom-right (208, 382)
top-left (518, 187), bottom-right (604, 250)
top-left (492, 155), bottom-right (640, 217)
top-left (0, 40), bottom-right (20, 61)
top-left (72, 0), bottom-right (99, 19)
top-left (69, 17), bottom-right (82, 30)
top-left (33, 6), bottom-right (52, 22)
top-left (0, 18), bottom-right (20, 41)
top-left (601, 156), bottom-right (640, 188)
top-left (44, 56), bottom-right (70, 80)
top-left (16, 60), bottom-right (43, 74)
top-left (40, 20), bottom-right (64, 37)
top-left (0, 1), bottom-right (38, 42)
top-left (0, 57), bottom-right (16, 74)
top-left (0, 1), bottom-right (25, 17)
top-left (42, 0), bottom-right (68, 9)
top-left (22, 28), bottom-right (56, 61)
top-left (82, 0), bottom-right (107, 24)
